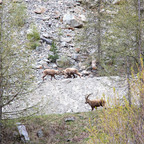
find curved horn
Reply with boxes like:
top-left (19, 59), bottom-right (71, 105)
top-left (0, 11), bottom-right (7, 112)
top-left (85, 93), bottom-right (92, 99)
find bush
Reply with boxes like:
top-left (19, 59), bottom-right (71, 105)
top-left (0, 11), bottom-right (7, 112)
top-left (9, 3), bottom-right (27, 27)
top-left (87, 64), bottom-right (143, 144)
top-left (56, 55), bottom-right (71, 68)
top-left (27, 25), bottom-right (40, 49)
top-left (48, 42), bottom-right (59, 62)
top-left (27, 26), bottom-right (40, 41)
top-left (48, 54), bottom-right (59, 63)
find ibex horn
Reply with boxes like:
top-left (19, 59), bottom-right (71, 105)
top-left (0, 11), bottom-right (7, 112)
top-left (85, 93), bottom-right (92, 99)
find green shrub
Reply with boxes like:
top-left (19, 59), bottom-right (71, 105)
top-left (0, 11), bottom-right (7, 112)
top-left (9, 3), bottom-right (27, 27)
top-left (48, 54), bottom-right (59, 63)
top-left (27, 26), bottom-right (40, 41)
top-left (30, 42), bottom-right (40, 49)
top-left (87, 64), bottom-right (143, 144)
top-left (56, 55), bottom-right (71, 68)
top-left (27, 25), bottom-right (40, 49)
top-left (48, 42), bottom-right (59, 62)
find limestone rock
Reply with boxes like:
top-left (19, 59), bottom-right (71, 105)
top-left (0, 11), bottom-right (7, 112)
top-left (71, 54), bottom-right (80, 61)
top-left (79, 14), bottom-right (87, 22)
top-left (60, 37), bottom-right (72, 43)
top-left (42, 16), bottom-right (50, 21)
top-left (52, 63), bottom-right (57, 68)
top-left (34, 7), bottom-right (46, 14)
top-left (16, 123), bottom-right (30, 142)
top-left (63, 12), bottom-right (83, 28)
top-left (40, 37), bottom-right (53, 45)
top-left (81, 70), bottom-right (91, 76)
top-left (65, 117), bottom-right (75, 122)
top-left (37, 129), bottom-right (44, 138)
top-left (61, 41), bottom-right (68, 47)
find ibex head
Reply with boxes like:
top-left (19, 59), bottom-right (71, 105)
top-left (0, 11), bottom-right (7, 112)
top-left (85, 93), bottom-right (92, 104)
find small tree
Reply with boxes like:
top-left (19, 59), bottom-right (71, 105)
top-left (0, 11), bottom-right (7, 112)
top-left (0, 1), bottom-right (37, 142)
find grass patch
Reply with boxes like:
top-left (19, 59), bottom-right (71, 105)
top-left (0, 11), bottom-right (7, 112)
top-left (2, 106), bottom-right (143, 144)
top-left (2, 111), bottom-right (101, 144)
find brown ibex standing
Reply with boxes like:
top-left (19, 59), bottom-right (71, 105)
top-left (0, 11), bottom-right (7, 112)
top-left (62, 68), bottom-right (81, 78)
top-left (85, 93), bottom-right (106, 111)
top-left (42, 69), bottom-right (60, 81)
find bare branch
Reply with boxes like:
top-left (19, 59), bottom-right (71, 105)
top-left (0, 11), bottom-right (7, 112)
top-left (2, 90), bottom-right (21, 107)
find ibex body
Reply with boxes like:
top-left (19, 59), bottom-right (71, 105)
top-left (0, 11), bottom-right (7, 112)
top-left (62, 68), bottom-right (81, 78)
top-left (42, 69), bottom-right (60, 81)
top-left (85, 93), bottom-right (106, 111)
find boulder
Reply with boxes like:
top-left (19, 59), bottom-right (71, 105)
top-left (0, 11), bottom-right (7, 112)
top-left (79, 14), bottom-right (87, 22)
top-left (63, 12), bottom-right (83, 28)
top-left (40, 37), bottom-right (53, 45)
top-left (37, 129), bottom-right (44, 138)
top-left (61, 41), bottom-right (68, 47)
top-left (42, 16), bottom-right (50, 21)
top-left (16, 123), bottom-right (30, 142)
top-left (34, 7), bottom-right (46, 14)
top-left (64, 117), bottom-right (75, 122)
top-left (71, 54), bottom-right (80, 61)
top-left (52, 63), bottom-right (57, 68)
top-left (60, 37), bottom-right (72, 43)
top-left (81, 70), bottom-right (91, 76)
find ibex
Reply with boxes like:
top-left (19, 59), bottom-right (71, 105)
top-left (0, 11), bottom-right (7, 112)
top-left (62, 68), bottom-right (81, 78)
top-left (85, 93), bottom-right (106, 111)
top-left (42, 69), bottom-right (60, 81)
